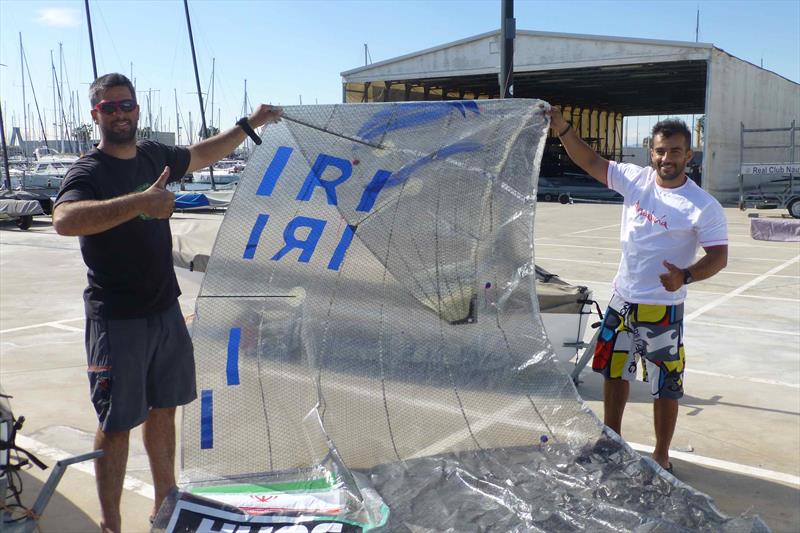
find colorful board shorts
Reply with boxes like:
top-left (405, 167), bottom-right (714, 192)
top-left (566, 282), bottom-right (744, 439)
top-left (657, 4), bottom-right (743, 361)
top-left (591, 294), bottom-right (686, 400)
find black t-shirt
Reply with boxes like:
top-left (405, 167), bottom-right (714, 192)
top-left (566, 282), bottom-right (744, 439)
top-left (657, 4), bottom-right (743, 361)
top-left (55, 140), bottom-right (191, 320)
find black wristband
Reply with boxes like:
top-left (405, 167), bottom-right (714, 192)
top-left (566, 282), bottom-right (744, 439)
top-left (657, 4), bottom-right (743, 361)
top-left (683, 268), bottom-right (694, 285)
top-left (236, 117), bottom-right (262, 145)
top-left (558, 123), bottom-right (572, 137)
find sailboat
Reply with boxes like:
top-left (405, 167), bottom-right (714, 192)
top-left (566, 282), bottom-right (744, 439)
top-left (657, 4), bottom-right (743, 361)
top-left (12, 147), bottom-right (78, 196)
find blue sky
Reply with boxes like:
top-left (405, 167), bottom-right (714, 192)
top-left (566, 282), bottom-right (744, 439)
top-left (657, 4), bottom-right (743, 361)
top-left (1, 0), bottom-right (798, 146)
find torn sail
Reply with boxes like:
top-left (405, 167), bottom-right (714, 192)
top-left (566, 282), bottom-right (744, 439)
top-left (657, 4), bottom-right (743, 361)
top-left (169, 100), bottom-right (767, 532)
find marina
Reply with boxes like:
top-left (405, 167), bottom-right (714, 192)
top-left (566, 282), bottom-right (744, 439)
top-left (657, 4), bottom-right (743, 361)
top-left (0, 0), bottom-right (798, 531)
top-left (1, 202), bottom-right (798, 531)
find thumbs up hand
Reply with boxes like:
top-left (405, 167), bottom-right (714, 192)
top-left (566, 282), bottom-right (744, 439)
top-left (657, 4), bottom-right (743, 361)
top-left (659, 260), bottom-right (684, 292)
top-left (140, 166), bottom-right (176, 219)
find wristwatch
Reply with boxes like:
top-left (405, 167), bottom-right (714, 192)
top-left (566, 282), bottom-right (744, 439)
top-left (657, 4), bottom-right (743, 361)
top-left (236, 117), bottom-right (262, 145)
top-left (682, 268), bottom-right (694, 285)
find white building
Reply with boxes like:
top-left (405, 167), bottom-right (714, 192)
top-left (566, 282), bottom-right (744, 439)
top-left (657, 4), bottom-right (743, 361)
top-left (342, 30), bottom-right (799, 203)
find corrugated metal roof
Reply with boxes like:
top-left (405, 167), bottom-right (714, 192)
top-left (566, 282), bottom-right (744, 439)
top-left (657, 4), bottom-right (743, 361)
top-left (341, 29), bottom-right (714, 78)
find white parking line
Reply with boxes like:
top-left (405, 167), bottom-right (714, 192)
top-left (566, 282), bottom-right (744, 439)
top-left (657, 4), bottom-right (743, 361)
top-left (14, 434), bottom-right (155, 500)
top-left (48, 323), bottom-right (85, 333)
top-left (535, 242), bottom-right (621, 252)
top-left (264, 369), bottom-right (800, 482)
top-left (689, 320), bottom-right (799, 336)
top-left (16, 422), bottom-right (797, 499)
top-left (407, 397), bottom-right (533, 459)
top-left (564, 223), bottom-right (619, 235)
top-left (685, 255), bottom-right (800, 321)
top-left (546, 233), bottom-right (799, 254)
top-left (564, 279), bottom-right (798, 303)
top-left (537, 256), bottom-right (799, 278)
top-left (0, 317), bottom-right (84, 335)
top-left (684, 368), bottom-right (799, 389)
top-left (536, 256), bottom-right (620, 266)
top-left (628, 441), bottom-right (800, 487)
top-left (720, 270), bottom-right (798, 278)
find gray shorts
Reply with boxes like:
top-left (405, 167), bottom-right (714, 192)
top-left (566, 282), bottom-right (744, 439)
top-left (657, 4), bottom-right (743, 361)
top-left (85, 301), bottom-right (197, 432)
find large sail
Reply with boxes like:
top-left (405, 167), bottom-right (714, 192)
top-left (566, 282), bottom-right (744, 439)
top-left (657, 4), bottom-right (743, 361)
top-left (160, 100), bottom-right (766, 532)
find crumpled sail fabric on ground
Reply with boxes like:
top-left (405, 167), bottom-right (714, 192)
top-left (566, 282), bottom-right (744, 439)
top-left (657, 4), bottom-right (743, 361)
top-left (177, 100), bottom-right (767, 532)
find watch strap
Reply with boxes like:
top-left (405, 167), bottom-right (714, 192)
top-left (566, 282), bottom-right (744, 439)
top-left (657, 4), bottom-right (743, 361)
top-left (236, 117), bottom-right (262, 145)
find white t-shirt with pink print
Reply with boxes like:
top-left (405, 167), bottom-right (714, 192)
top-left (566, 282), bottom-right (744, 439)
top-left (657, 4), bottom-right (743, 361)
top-left (606, 161), bottom-right (728, 305)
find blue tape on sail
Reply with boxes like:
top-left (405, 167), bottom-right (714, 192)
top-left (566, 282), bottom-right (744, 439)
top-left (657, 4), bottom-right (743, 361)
top-left (356, 170), bottom-right (392, 212)
top-left (200, 390), bottom-right (213, 450)
top-left (243, 214), bottom-right (270, 259)
top-left (328, 224), bottom-right (357, 271)
top-left (226, 328), bottom-right (241, 386)
top-left (256, 146), bottom-right (293, 196)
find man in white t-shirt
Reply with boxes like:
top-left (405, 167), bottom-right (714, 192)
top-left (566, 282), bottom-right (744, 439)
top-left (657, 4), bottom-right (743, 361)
top-left (547, 107), bottom-right (728, 473)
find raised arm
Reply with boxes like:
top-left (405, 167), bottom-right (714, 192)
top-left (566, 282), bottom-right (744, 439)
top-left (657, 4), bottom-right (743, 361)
top-left (546, 106), bottom-right (610, 186)
top-left (187, 104), bottom-right (283, 174)
top-left (53, 167), bottom-right (175, 236)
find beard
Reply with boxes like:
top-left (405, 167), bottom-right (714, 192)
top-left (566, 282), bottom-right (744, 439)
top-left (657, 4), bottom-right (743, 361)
top-left (99, 118), bottom-right (137, 144)
top-left (655, 162), bottom-right (685, 182)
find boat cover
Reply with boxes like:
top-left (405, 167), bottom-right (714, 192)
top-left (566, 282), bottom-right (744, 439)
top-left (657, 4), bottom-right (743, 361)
top-left (175, 193), bottom-right (211, 210)
top-left (155, 100), bottom-right (767, 532)
top-left (174, 191), bottom-right (233, 211)
top-left (0, 189), bottom-right (52, 215)
top-left (0, 199), bottom-right (44, 217)
top-left (750, 216), bottom-right (800, 241)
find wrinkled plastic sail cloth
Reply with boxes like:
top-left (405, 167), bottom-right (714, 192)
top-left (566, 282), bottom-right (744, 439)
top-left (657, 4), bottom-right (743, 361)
top-left (153, 100), bottom-right (768, 532)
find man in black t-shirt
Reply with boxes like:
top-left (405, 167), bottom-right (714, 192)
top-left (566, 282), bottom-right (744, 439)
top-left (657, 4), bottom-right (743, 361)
top-left (53, 73), bottom-right (282, 533)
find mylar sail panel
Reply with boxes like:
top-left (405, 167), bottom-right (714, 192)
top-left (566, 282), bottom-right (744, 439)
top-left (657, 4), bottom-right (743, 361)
top-left (185, 99), bottom-right (554, 474)
top-left (175, 99), bottom-right (768, 532)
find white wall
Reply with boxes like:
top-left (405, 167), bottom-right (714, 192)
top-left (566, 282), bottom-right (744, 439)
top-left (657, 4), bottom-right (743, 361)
top-left (705, 50), bottom-right (800, 203)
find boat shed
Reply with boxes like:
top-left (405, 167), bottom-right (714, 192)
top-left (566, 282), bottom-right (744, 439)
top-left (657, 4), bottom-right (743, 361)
top-left (341, 30), bottom-right (800, 203)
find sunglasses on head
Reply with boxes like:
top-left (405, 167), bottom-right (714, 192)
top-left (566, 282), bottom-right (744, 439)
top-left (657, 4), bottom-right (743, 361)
top-left (94, 99), bottom-right (137, 114)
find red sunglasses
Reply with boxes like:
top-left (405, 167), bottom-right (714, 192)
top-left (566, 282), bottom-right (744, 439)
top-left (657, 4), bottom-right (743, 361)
top-left (94, 99), bottom-right (137, 114)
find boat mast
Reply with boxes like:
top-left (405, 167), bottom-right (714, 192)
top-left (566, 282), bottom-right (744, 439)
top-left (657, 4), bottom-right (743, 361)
top-left (19, 33), bottom-right (28, 158)
top-left (183, 0), bottom-right (215, 190)
top-left (240, 79), bottom-right (250, 155)
top-left (51, 50), bottom-right (57, 150)
top-left (59, 42), bottom-right (64, 152)
top-left (0, 100), bottom-right (12, 190)
top-left (50, 52), bottom-right (74, 153)
top-left (174, 89), bottom-right (181, 145)
top-left (22, 36), bottom-right (50, 147)
top-left (84, 0), bottom-right (98, 79)
top-left (210, 57), bottom-right (215, 131)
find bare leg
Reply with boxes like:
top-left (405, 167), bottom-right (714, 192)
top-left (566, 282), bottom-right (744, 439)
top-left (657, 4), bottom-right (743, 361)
top-left (652, 398), bottom-right (678, 469)
top-left (94, 427), bottom-right (130, 533)
top-left (143, 407), bottom-right (178, 518)
top-left (603, 379), bottom-right (630, 436)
